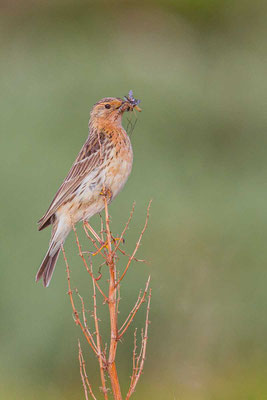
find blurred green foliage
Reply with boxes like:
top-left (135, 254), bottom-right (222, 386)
top-left (1, 0), bottom-right (267, 398)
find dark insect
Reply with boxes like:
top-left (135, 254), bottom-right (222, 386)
top-left (124, 90), bottom-right (141, 108)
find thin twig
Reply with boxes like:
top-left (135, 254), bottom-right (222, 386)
top-left (91, 260), bottom-right (109, 399)
top-left (111, 202), bottom-right (136, 257)
top-left (116, 272), bottom-right (121, 319)
top-left (83, 222), bottom-right (107, 261)
top-left (99, 213), bottom-right (105, 243)
top-left (126, 288), bottom-right (152, 399)
top-left (129, 329), bottom-right (138, 392)
top-left (79, 342), bottom-right (89, 400)
top-left (116, 200), bottom-right (152, 287)
top-left (77, 291), bottom-right (98, 354)
top-left (72, 223), bottom-right (108, 302)
top-left (119, 290), bottom-right (141, 334)
top-left (135, 329), bottom-right (144, 374)
top-left (62, 245), bottom-right (99, 357)
top-left (116, 246), bottom-right (148, 264)
top-left (85, 221), bottom-right (103, 244)
top-left (118, 276), bottom-right (150, 339)
top-left (78, 340), bottom-right (97, 400)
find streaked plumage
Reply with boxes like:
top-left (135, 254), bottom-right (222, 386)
top-left (36, 93), bottom-right (141, 287)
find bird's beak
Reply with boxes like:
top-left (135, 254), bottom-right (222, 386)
top-left (119, 101), bottom-right (142, 113)
top-left (133, 104), bottom-right (142, 112)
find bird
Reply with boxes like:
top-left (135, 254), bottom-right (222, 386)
top-left (36, 91), bottom-right (141, 287)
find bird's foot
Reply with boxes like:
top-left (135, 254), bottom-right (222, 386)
top-left (100, 187), bottom-right (113, 202)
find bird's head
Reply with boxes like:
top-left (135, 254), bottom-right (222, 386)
top-left (90, 90), bottom-right (141, 126)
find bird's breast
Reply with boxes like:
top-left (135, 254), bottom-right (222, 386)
top-left (104, 136), bottom-right (133, 198)
top-left (58, 130), bottom-right (133, 223)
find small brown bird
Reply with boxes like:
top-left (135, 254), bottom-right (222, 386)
top-left (36, 91), bottom-right (141, 287)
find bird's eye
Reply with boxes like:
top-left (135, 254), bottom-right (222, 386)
top-left (105, 104), bottom-right (111, 109)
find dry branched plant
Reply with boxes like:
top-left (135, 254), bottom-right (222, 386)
top-left (61, 193), bottom-right (152, 400)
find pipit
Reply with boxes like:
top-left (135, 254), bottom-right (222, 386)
top-left (36, 91), bottom-right (141, 287)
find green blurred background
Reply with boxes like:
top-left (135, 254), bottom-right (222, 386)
top-left (1, 0), bottom-right (267, 398)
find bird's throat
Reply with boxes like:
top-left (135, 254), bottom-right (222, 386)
top-left (90, 113), bottom-right (123, 133)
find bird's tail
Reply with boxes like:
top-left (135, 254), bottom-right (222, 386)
top-left (36, 219), bottom-right (71, 287)
top-left (35, 246), bottom-right (61, 287)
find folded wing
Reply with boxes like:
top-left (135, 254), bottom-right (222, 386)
top-left (38, 131), bottom-right (106, 231)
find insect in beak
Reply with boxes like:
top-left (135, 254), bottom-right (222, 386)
top-left (123, 90), bottom-right (141, 112)
top-left (133, 104), bottom-right (142, 112)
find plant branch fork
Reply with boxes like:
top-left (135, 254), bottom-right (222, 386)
top-left (62, 193), bottom-right (152, 399)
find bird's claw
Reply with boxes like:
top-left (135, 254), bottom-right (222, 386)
top-left (100, 187), bottom-right (113, 201)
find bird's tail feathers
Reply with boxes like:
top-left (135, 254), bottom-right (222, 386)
top-left (35, 244), bottom-right (61, 287)
top-left (36, 219), bottom-right (71, 287)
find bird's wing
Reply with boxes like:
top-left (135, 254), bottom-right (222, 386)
top-left (38, 131), bottom-right (106, 230)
